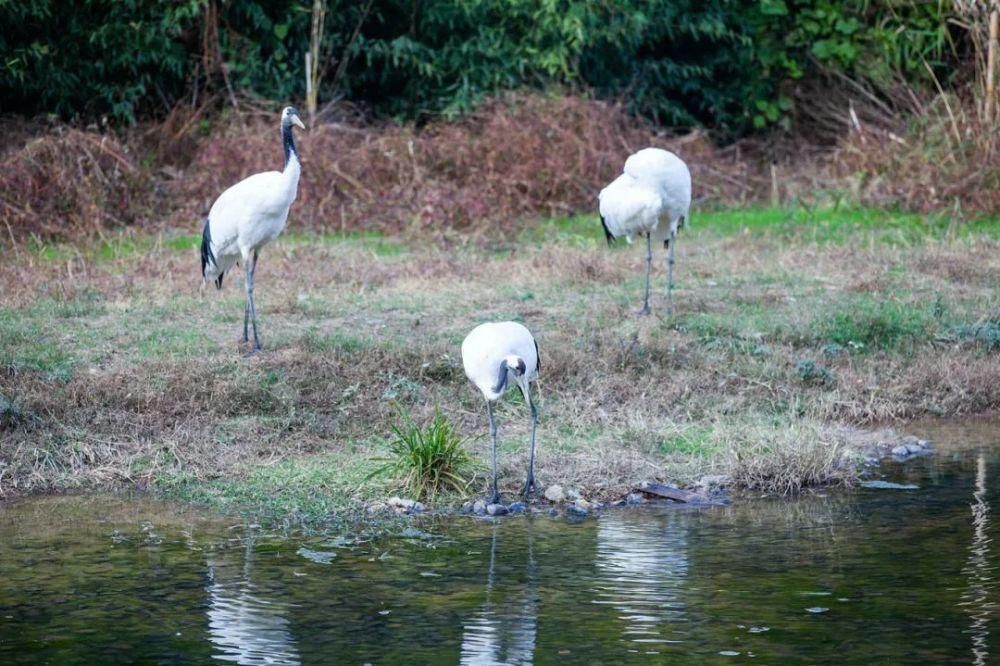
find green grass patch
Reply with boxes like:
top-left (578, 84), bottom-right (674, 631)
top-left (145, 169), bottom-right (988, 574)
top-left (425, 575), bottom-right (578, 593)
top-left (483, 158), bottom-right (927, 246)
top-left (659, 425), bottom-right (715, 457)
top-left (281, 229), bottom-right (407, 257)
top-left (160, 451), bottom-right (384, 521)
top-left (695, 206), bottom-right (1000, 244)
top-left (817, 296), bottom-right (937, 352)
top-left (0, 311), bottom-right (76, 381)
top-left (301, 329), bottom-right (373, 354)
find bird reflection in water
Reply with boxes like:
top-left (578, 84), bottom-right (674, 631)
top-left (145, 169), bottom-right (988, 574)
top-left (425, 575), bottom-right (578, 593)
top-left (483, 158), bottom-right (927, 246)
top-left (593, 511), bottom-right (689, 653)
top-left (960, 453), bottom-right (994, 666)
top-left (460, 521), bottom-right (539, 665)
top-left (206, 536), bottom-right (301, 665)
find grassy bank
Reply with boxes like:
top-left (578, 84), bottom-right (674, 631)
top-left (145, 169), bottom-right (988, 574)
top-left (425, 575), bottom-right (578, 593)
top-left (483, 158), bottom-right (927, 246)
top-left (1, 207), bottom-right (998, 523)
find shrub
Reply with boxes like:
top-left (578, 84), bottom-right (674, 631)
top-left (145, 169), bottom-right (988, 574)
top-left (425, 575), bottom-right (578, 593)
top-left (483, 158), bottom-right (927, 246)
top-left (371, 406), bottom-right (474, 499)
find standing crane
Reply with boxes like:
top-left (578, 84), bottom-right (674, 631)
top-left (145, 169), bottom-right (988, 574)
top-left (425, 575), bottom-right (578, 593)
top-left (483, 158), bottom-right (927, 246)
top-left (461, 322), bottom-right (541, 505)
top-left (200, 106), bottom-right (305, 354)
top-left (598, 148), bottom-right (691, 315)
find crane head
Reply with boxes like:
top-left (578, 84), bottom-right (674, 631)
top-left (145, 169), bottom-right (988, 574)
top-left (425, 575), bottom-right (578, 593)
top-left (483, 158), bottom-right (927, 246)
top-left (491, 355), bottom-right (526, 395)
top-left (282, 106), bottom-right (306, 130)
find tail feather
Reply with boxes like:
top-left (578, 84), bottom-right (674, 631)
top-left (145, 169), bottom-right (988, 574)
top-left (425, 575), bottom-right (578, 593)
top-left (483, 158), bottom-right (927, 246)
top-left (599, 214), bottom-right (615, 246)
top-left (200, 219), bottom-right (224, 290)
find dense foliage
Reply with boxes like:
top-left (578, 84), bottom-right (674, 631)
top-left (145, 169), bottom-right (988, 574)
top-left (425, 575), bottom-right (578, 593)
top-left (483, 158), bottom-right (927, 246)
top-left (0, 0), bottom-right (959, 133)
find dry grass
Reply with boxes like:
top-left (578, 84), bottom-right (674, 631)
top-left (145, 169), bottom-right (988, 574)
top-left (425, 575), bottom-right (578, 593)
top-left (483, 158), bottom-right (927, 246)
top-left (0, 208), bottom-right (997, 520)
top-left (12, 89), bottom-right (1000, 249)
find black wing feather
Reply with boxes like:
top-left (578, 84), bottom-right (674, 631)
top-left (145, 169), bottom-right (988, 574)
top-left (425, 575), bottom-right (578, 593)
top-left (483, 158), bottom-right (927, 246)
top-left (200, 219), bottom-right (224, 290)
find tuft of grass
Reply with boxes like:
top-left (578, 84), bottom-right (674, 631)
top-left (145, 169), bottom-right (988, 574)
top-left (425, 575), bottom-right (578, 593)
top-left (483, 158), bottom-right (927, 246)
top-left (796, 359), bottom-right (833, 384)
top-left (370, 406), bottom-right (474, 500)
top-left (718, 417), bottom-right (856, 495)
top-left (955, 319), bottom-right (1000, 351)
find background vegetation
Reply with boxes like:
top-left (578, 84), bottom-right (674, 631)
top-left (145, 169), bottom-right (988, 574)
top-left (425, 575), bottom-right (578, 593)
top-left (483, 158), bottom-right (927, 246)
top-left (0, 0), bottom-right (964, 132)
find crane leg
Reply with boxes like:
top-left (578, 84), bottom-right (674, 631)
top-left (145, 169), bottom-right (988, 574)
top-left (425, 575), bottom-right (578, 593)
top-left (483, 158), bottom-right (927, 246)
top-left (639, 232), bottom-right (652, 316)
top-left (242, 300), bottom-right (250, 343)
top-left (245, 250), bottom-right (262, 353)
top-left (522, 385), bottom-right (538, 499)
top-left (666, 228), bottom-right (677, 316)
top-left (488, 401), bottom-right (500, 505)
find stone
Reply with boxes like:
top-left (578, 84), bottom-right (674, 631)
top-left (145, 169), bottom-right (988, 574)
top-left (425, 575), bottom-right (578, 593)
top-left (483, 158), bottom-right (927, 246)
top-left (567, 505), bottom-right (589, 518)
top-left (901, 435), bottom-right (920, 445)
top-left (696, 475), bottom-right (731, 493)
top-left (574, 498), bottom-right (592, 511)
top-left (565, 488), bottom-right (582, 502)
top-left (508, 501), bottom-right (527, 514)
top-left (473, 500), bottom-right (487, 515)
top-left (544, 484), bottom-right (566, 503)
top-left (891, 445), bottom-right (910, 457)
top-left (486, 503), bottom-right (508, 516)
top-left (461, 501), bottom-right (474, 513)
top-left (625, 493), bottom-right (645, 505)
top-left (905, 442), bottom-right (924, 455)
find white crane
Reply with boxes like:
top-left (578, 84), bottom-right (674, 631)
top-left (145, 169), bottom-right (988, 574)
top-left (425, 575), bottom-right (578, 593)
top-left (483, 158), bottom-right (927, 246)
top-left (200, 106), bottom-right (306, 353)
top-left (598, 147), bottom-right (691, 315)
top-left (461, 322), bottom-right (540, 505)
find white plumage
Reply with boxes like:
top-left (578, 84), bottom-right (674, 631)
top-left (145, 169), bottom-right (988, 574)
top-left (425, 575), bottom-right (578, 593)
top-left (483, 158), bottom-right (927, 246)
top-left (462, 321), bottom-right (541, 504)
top-left (200, 106), bottom-right (305, 353)
top-left (598, 147), bottom-right (691, 314)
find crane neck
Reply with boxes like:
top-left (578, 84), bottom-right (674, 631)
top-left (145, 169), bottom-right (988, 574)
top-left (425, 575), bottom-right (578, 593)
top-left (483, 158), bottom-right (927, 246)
top-left (282, 122), bottom-right (299, 171)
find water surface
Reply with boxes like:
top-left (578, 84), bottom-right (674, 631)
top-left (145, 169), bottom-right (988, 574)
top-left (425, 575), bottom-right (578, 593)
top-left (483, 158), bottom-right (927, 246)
top-left (1, 419), bottom-right (997, 663)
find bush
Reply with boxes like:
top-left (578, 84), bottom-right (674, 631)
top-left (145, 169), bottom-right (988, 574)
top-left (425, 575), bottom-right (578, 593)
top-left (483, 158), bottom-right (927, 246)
top-left (371, 406), bottom-right (474, 500)
top-left (0, 0), bottom-right (960, 134)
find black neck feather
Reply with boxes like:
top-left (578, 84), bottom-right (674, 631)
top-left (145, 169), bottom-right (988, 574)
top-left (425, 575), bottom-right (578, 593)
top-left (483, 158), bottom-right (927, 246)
top-left (282, 123), bottom-right (297, 168)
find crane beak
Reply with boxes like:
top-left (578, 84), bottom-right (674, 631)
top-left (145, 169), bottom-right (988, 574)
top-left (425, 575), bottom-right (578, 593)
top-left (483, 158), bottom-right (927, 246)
top-left (292, 115), bottom-right (306, 130)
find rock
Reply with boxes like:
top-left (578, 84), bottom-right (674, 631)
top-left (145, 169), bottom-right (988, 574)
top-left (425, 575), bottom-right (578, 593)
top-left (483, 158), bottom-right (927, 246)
top-left (486, 503), bottom-right (508, 516)
top-left (387, 496), bottom-right (421, 511)
top-left (610, 499), bottom-right (626, 508)
top-left (638, 483), bottom-right (699, 503)
top-left (860, 480), bottom-right (919, 490)
top-left (567, 505), bottom-right (588, 518)
top-left (544, 484), bottom-right (566, 503)
top-left (366, 502), bottom-right (389, 514)
top-left (565, 488), bottom-right (582, 502)
top-left (574, 498), bottom-right (592, 511)
top-left (696, 475), bottom-right (731, 493)
top-left (508, 501), bottom-right (527, 514)
top-left (905, 442), bottom-right (924, 455)
top-left (625, 493), bottom-right (645, 505)
top-left (473, 500), bottom-right (487, 515)
top-left (891, 445), bottom-right (910, 457)
top-left (461, 501), bottom-right (474, 514)
top-left (901, 435), bottom-right (919, 445)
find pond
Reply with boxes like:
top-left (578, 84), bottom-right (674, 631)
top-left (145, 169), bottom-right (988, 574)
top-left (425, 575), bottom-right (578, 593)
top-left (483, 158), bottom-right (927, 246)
top-left (1, 419), bottom-right (997, 664)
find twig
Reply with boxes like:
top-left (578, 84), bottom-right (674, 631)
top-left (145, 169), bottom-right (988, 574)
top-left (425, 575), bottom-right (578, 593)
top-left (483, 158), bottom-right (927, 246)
top-left (923, 58), bottom-right (962, 145)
